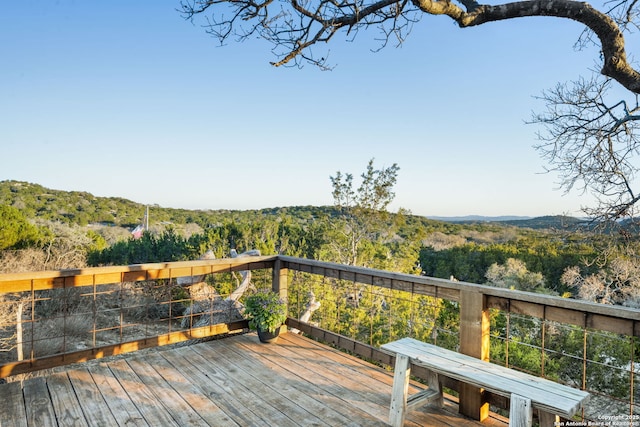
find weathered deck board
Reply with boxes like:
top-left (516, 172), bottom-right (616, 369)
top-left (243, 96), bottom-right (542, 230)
top-left (174, 344), bottom-right (303, 427)
top-left (67, 368), bottom-right (119, 427)
top-left (190, 342), bottom-right (332, 426)
top-left (0, 380), bottom-right (28, 427)
top-left (141, 351), bottom-right (237, 426)
top-left (212, 336), bottom-right (371, 426)
top-left (126, 355), bottom-right (210, 427)
top-left (107, 358), bottom-right (181, 426)
top-left (87, 362), bottom-right (147, 427)
top-left (46, 371), bottom-right (88, 427)
top-left (159, 345), bottom-right (266, 426)
top-left (224, 333), bottom-right (392, 425)
top-left (23, 377), bottom-right (57, 427)
top-left (1, 332), bottom-right (508, 427)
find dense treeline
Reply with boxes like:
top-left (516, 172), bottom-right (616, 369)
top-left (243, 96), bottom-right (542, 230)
top-left (0, 180), bottom-right (248, 228)
top-left (420, 234), bottom-right (602, 295)
top-left (1, 179), bottom-right (636, 299)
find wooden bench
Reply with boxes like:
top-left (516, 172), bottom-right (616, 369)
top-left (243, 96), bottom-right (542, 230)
top-left (381, 338), bottom-right (590, 427)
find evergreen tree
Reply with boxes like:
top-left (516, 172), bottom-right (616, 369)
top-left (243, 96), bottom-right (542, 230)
top-left (0, 205), bottom-right (44, 250)
top-left (328, 158), bottom-right (400, 266)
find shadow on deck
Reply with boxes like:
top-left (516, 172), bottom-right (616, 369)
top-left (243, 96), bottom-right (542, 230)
top-left (0, 332), bottom-right (508, 426)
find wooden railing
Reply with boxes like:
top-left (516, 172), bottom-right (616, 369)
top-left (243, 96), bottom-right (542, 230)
top-left (0, 256), bottom-right (278, 377)
top-left (276, 256), bottom-right (640, 423)
top-left (1, 255), bottom-right (638, 423)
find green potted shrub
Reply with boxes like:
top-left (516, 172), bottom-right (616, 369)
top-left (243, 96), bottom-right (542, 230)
top-left (244, 289), bottom-right (288, 343)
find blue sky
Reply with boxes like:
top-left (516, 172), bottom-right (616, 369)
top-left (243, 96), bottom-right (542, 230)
top-left (0, 1), bottom-right (613, 217)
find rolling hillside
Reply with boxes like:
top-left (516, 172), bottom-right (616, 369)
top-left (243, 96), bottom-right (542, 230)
top-left (1, 180), bottom-right (587, 231)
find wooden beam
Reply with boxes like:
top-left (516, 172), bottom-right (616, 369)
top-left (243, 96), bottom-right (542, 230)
top-left (458, 290), bottom-right (490, 421)
top-left (0, 257), bottom-right (278, 292)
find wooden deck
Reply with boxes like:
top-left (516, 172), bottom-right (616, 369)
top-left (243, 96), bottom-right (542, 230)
top-left (0, 332), bottom-right (508, 426)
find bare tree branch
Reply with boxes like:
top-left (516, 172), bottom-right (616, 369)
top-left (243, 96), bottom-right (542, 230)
top-left (530, 76), bottom-right (640, 222)
top-left (181, 0), bottom-right (640, 93)
top-left (181, 0), bottom-right (640, 223)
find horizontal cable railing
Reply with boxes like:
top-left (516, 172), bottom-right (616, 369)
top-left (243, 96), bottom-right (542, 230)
top-left (278, 255), bottom-right (640, 423)
top-left (1, 255), bottom-right (639, 424)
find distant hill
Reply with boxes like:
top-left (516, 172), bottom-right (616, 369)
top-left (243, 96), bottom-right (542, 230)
top-left (427, 215), bottom-right (532, 222)
top-left (1, 180), bottom-right (592, 233)
top-left (497, 215), bottom-right (589, 230)
top-left (428, 214), bottom-right (590, 231)
top-left (0, 180), bottom-right (210, 227)
top-left (0, 181), bottom-right (350, 229)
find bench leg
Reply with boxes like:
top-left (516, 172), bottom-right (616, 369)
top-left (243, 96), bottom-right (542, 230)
top-left (538, 412), bottom-right (559, 427)
top-left (509, 394), bottom-right (533, 427)
top-left (389, 354), bottom-right (411, 427)
top-left (426, 370), bottom-right (443, 409)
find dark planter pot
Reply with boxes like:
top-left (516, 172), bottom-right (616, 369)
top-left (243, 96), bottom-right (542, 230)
top-left (257, 327), bottom-right (280, 343)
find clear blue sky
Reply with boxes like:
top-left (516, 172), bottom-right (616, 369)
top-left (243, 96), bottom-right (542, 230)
top-left (1, 1), bottom-right (607, 217)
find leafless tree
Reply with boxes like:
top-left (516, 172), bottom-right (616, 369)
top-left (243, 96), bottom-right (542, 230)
top-left (486, 258), bottom-right (547, 293)
top-left (181, 0), bottom-right (640, 222)
top-left (180, 0), bottom-right (640, 89)
top-left (530, 76), bottom-right (640, 222)
top-left (561, 257), bottom-right (640, 307)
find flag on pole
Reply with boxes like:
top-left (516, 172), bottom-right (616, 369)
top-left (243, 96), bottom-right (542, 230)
top-left (131, 224), bottom-right (144, 239)
top-left (131, 206), bottom-right (148, 239)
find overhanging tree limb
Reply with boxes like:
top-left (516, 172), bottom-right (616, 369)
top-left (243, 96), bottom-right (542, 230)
top-left (182, 0), bottom-right (640, 93)
top-left (182, 0), bottom-right (640, 221)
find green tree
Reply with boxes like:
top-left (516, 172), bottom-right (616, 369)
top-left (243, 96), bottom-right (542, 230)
top-left (420, 233), bottom-right (599, 293)
top-left (328, 158), bottom-right (400, 266)
top-left (0, 205), bottom-right (43, 250)
top-left (88, 229), bottom-right (192, 265)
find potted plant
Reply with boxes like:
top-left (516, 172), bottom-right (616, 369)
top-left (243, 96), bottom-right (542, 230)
top-left (244, 289), bottom-right (288, 343)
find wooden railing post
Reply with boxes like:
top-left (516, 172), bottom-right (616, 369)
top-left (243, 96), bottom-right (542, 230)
top-left (458, 289), bottom-right (490, 421)
top-left (272, 259), bottom-right (289, 333)
top-left (272, 258), bottom-right (288, 302)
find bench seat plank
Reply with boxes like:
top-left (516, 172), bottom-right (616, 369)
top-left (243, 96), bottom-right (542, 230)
top-left (381, 338), bottom-right (589, 418)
